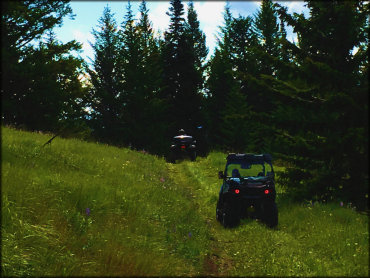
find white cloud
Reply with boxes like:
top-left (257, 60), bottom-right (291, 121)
top-left (194, 1), bottom-right (225, 26)
top-left (278, 1), bottom-right (309, 16)
top-left (148, 2), bottom-right (171, 34)
top-left (72, 29), bottom-right (95, 62)
top-left (73, 29), bottom-right (94, 43)
top-left (252, 1), bottom-right (262, 8)
top-left (193, 1), bottom-right (225, 56)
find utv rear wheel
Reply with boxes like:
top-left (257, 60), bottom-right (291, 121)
top-left (190, 151), bottom-right (196, 161)
top-left (262, 201), bottom-right (278, 228)
top-left (216, 200), bottom-right (222, 222)
top-left (167, 152), bottom-right (176, 164)
top-left (222, 202), bottom-right (239, 228)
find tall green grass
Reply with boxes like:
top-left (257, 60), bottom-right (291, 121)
top-left (2, 126), bottom-right (369, 276)
top-left (1, 126), bottom-right (208, 276)
top-left (185, 152), bottom-right (369, 276)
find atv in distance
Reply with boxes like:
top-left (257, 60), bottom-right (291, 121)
top-left (167, 134), bottom-right (197, 163)
top-left (216, 153), bottom-right (278, 228)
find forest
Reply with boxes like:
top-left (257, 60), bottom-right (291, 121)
top-left (1, 0), bottom-right (369, 209)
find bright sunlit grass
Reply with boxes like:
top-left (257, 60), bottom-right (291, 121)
top-left (1, 126), bottom-right (208, 276)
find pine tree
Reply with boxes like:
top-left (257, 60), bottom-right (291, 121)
top-left (87, 5), bottom-right (121, 143)
top-left (1, 1), bottom-right (88, 134)
top-left (115, 1), bottom-right (144, 146)
top-left (218, 88), bottom-right (251, 152)
top-left (229, 15), bottom-right (258, 75)
top-left (136, 1), bottom-right (169, 153)
top-left (1, 1), bottom-right (73, 51)
top-left (216, 1), bottom-right (233, 57)
top-left (185, 1), bottom-right (208, 73)
top-left (122, 0), bottom-right (168, 153)
top-left (137, 0), bottom-right (163, 97)
top-left (254, 0), bottom-right (284, 66)
top-left (118, 1), bottom-right (142, 97)
top-left (206, 3), bottom-right (237, 149)
top-left (270, 0), bottom-right (369, 208)
top-left (162, 0), bottom-right (205, 135)
top-left (162, 0), bottom-right (186, 116)
top-left (207, 5), bottom-right (266, 151)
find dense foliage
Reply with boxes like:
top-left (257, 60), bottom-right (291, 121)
top-left (1, 0), bottom-right (368, 208)
top-left (1, 0), bottom-right (89, 135)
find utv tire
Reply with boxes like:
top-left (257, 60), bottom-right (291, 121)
top-left (216, 200), bottom-right (222, 222)
top-left (222, 202), bottom-right (239, 228)
top-left (167, 152), bottom-right (176, 164)
top-left (262, 201), bottom-right (278, 228)
top-left (190, 151), bottom-right (196, 161)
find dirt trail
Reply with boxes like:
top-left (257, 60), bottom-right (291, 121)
top-left (166, 160), bottom-right (233, 276)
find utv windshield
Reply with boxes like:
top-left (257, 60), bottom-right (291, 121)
top-left (226, 162), bottom-right (273, 178)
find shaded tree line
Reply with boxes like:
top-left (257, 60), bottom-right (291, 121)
top-left (1, 0), bottom-right (89, 136)
top-left (1, 0), bottom-right (368, 208)
top-left (206, 0), bottom-right (368, 208)
top-left (86, 0), bottom-right (207, 154)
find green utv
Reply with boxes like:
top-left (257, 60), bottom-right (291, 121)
top-left (216, 153), bottom-right (278, 228)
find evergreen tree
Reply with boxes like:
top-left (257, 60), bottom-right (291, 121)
top-left (136, 0), bottom-right (168, 153)
top-left (87, 5), bottom-right (121, 143)
top-left (162, 0), bottom-right (205, 135)
top-left (1, 0), bottom-right (73, 52)
top-left (218, 88), bottom-right (251, 152)
top-left (116, 1), bottom-right (144, 146)
top-left (2, 0), bottom-right (88, 134)
top-left (206, 48), bottom-right (235, 148)
top-left (206, 3), bottom-right (236, 149)
top-left (19, 31), bottom-right (88, 132)
top-left (137, 0), bottom-right (164, 96)
top-left (118, 0), bottom-right (168, 153)
top-left (185, 1), bottom-right (208, 73)
top-left (253, 0), bottom-right (280, 75)
top-left (216, 1), bottom-right (233, 57)
top-left (233, 1), bottom-right (284, 152)
top-left (270, 1), bottom-right (369, 208)
top-left (229, 15), bottom-right (258, 76)
top-left (207, 4), bottom-right (264, 151)
top-left (161, 0), bottom-right (186, 133)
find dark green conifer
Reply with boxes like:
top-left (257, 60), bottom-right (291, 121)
top-left (2, 0), bottom-right (87, 134)
top-left (87, 5), bottom-right (121, 143)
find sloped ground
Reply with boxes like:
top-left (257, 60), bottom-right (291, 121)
top-left (2, 126), bottom-right (369, 276)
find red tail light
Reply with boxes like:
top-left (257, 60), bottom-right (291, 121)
top-left (234, 189), bottom-right (240, 194)
top-left (264, 189), bottom-right (269, 194)
top-left (181, 145), bottom-right (186, 149)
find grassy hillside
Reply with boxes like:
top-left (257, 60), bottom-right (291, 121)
top-left (1, 126), bottom-right (369, 276)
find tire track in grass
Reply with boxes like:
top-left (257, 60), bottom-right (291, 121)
top-left (168, 159), bottom-right (322, 276)
top-left (182, 157), bottom-right (309, 276)
top-left (181, 159), bottom-right (234, 276)
top-left (167, 160), bottom-right (234, 276)
top-left (183, 158), bottom-right (311, 276)
top-left (166, 156), bottom-right (369, 276)
top-left (183, 157), bottom-right (337, 277)
top-left (165, 162), bottom-right (208, 275)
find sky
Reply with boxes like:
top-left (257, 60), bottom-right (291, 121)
top-left (53, 1), bottom-right (309, 65)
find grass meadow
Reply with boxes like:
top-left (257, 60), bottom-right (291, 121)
top-left (1, 126), bottom-right (369, 276)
